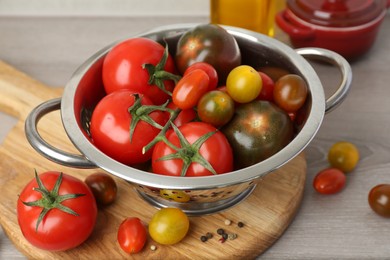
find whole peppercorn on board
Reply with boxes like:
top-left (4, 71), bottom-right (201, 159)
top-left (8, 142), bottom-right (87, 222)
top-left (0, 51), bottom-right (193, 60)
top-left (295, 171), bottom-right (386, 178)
top-left (0, 60), bottom-right (306, 259)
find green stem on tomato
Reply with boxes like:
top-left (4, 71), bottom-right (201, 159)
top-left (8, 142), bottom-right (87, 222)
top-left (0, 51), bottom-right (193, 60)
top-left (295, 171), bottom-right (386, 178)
top-left (142, 107), bottom-right (182, 154)
top-left (142, 41), bottom-right (182, 96)
top-left (21, 170), bottom-right (85, 232)
top-left (128, 94), bottom-right (173, 141)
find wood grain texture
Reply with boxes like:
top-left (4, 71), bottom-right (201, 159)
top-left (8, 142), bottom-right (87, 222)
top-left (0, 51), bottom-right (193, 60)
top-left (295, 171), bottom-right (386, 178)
top-left (0, 60), bottom-right (306, 259)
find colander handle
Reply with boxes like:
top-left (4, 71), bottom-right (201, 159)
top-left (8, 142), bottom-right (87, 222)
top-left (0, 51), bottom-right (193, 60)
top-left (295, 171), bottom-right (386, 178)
top-left (296, 47), bottom-right (352, 113)
top-left (25, 98), bottom-right (97, 168)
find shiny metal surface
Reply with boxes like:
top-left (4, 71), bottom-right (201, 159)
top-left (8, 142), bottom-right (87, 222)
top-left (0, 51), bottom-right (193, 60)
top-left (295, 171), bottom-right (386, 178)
top-left (25, 23), bottom-right (352, 214)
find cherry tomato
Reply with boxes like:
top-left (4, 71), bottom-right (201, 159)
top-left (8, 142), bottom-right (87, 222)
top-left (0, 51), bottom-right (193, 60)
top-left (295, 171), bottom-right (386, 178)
top-left (197, 90), bottom-right (235, 127)
top-left (175, 24), bottom-right (241, 83)
top-left (328, 141), bottom-right (359, 173)
top-left (257, 71), bottom-right (275, 101)
top-left (148, 208), bottom-right (189, 245)
top-left (172, 69), bottom-right (210, 110)
top-left (102, 37), bottom-right (177, 105)
top-left (17, 171), bottom-right (97, 251)
top-left (313, 168), bottom-right (346, 195)
top-left (167, 102), bottom-right (197, 128)
top-left (184, 62), bottom-right (218, 91)
top-left (152, 122), bottom-right (233, 177)
top-left (117, 217), bottom-right (147, 253)
top-left (85, 172), bottom-right (118, 206)
top-left (90, 90), bottom-right (168, 165)
top-left (274, 74), bottom-right (308, 113)
top-left (226, 65), bottom-right (262, 103)
top-left (258, 66), bottom-right (290, 82)
top-left (368, 184), bottom-right (390, 218)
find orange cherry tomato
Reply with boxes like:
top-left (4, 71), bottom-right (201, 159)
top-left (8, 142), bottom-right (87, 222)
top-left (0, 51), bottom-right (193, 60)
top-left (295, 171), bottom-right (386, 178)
top-left (274, 74), bottom-right (308, 113)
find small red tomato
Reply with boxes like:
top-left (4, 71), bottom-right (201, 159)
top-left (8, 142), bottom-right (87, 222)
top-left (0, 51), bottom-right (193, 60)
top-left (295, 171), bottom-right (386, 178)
top-left (257, 71), bottom-right (275, 101)
top-left (313, 168), bottom-right (346, 194)
top-left (117, 217), bottom-right (147, 254)
top-left (85, 172), bottom-right (118, 206)
top-left (167, 102), bottom-right (197, 127)
top-left (368, 184), bottom-right (390, 218)
top-left (172, 69), bottom-right (210, 110)
top-left (184, 62), bottom-right (218, 91)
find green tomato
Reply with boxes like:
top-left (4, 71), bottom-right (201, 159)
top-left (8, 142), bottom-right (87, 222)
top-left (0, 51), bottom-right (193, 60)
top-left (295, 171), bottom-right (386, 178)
top-left (197, 90), bottom-right (235, 127)
top-left (222, 100), bottom-right (293, 169)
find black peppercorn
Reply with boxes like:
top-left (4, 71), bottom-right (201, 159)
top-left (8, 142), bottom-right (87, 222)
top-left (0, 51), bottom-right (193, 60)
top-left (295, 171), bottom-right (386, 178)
top-left (237, 221), bottom-right (244, 228)
top-left (200, 235), bottom-right (208, 242)
top-left (206, 232), bottom-right (213, 239)
top-left (217, 228), bottom-right (225, 235)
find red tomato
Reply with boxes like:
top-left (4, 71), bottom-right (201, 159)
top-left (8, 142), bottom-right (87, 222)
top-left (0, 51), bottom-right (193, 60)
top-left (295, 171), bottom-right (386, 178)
top-left (172, 69), bottom-right (210, 110)
top-left (102, 37), bottom-right (177, 105)
top-left (257, 71), bottom-right (275, 101)
top-left (17, 171), bottom-right (97, 251)
top-left (313, 168), bottom-right (346, 195)
top-left (90, 90), bottom-right (168, 165)
top-left (184, 62), bottom-right (218, 91)
top-left (167, 102), bottom-right (197, 127)
top-left (117, 217), bottom-right (147, 253)
top-left (152, 122), bottom-right (233, 177)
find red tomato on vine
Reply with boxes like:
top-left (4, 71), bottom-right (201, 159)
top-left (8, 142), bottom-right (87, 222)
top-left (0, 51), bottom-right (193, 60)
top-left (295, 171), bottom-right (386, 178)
top-left (103, 37), bottom-right (179, 105)
top-left (17, 171), bottom-right (97, 251)
top-left (90, 90), bottom-right (168, 165)
top-left (152, 122), bottom-right (233, 177)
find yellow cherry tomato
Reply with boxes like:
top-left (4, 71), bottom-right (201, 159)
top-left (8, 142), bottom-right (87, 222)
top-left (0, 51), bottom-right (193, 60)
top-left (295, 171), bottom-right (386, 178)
top-left (328, 141), bottom-right (359, 173)
top-left (226, 65), bottom-right (262, 103)
top-left (148, 208), bottom-right (189, 245)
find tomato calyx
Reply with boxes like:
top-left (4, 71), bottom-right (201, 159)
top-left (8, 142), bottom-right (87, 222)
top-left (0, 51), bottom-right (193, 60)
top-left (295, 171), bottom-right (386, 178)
top-left (20, 170), bottom-right (85, 232)
top-left (156, 123), bottom-right (217, 176)
top-left (128, 93), bottom-right (171, 140)
top-left (142, 43), bottom-right (181, 96)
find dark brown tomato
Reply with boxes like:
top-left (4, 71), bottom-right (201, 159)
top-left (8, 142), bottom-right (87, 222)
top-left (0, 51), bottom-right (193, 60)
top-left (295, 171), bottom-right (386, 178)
top-left (85, 172), bottom-right (118, 206)
top-left (368, 184), bottom-right (390, 218)
top-left (175, 24), bottom-right (241, 83)
top-left (222, 100), bottom-right (294, 169)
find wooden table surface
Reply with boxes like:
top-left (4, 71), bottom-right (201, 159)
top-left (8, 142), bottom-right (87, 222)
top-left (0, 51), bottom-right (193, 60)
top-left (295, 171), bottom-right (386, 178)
top-left (1, 12), bottom-right (390, 259)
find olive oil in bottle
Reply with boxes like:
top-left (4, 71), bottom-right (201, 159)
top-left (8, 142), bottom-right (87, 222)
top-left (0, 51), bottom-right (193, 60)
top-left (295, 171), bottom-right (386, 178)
top-left (210, 0), bottom-right (285, 37)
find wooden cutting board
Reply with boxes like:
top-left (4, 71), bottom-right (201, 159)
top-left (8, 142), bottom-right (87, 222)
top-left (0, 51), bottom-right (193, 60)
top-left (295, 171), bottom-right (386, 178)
top-left (0, 60), bottom-right (306, 259)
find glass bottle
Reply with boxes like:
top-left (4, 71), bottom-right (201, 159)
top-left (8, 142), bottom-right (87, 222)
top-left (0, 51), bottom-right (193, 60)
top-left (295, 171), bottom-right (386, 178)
top-left (210, 0), bottom-right (285, 37)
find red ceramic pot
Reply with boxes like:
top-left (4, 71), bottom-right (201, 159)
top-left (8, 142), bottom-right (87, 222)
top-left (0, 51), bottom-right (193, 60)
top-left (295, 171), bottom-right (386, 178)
top-left (276, 0), bottom-right (390, 59)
